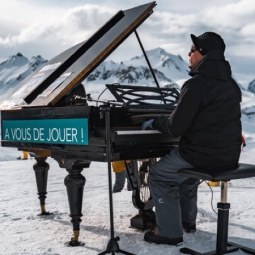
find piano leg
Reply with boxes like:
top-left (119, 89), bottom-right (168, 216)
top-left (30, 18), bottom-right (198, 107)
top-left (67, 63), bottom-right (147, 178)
top-left (33, 157), bottom-right (51, 216)
top-left (64, 165), bottom-right (86, 246)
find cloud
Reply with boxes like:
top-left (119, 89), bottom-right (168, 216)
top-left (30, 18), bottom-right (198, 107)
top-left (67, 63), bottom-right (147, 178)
top-left (58, 5), bottom-right (117, 45)
top-left (138, 0), bottom-right (255, 59)
top-left (240, 23), bottom-right (255, 40)
top-left (1, 0), bottom-right (254, 58)
top-left (0, 0), bottom-right (254, 86)
top-left (202, 0), bottom-right (255, 28)
top-left (0, 4), bottom-right (117, 58)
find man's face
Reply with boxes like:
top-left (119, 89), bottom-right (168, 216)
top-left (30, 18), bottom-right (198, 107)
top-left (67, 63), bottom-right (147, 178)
top-left (188, 45), bottom-right (203, 68)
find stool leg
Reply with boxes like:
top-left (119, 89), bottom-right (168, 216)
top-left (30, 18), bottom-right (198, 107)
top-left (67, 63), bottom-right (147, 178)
top-left (216, 202), bottom-right (230, 253)
top-left (220, 181), bottom-right (228, 203)
top-left (216, 181), bottom-right (240, 254)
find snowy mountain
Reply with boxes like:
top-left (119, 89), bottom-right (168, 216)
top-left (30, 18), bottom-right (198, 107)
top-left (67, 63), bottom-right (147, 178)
top-left (123, 47), bottom-right (190, 80)
top-left (86, 61), bottom-right (176, 85)
top-left (0, 53), bottom-right (47, 100)
top-left (248, 79), bottom-right (255, 93)
top-left (85, 47), bottom-right (189, 87)
top-left (0, 47), bottom-right (190, 107)
top-left (1, 47), bottom-right (254, 97)
top-left (0, 48), bottom-right (255, 116)
top-left (0, 48), bottom-right (189, 98)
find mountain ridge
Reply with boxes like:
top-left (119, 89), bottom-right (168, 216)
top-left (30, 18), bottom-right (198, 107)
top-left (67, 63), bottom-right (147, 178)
top-left (0, 53), bottom-right (47, 97)
top-left (0, 47), bottom-right (254, 101)
top-left (84, 47), bottom-right (190, 87)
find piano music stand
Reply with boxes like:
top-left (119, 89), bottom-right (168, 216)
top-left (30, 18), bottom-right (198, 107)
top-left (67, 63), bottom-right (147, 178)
top-left (98, 102), bottom-right (135, 255)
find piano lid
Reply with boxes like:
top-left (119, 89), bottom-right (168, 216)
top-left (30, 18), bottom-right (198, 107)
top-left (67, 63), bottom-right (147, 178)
top-left (0, 2), bottom-right (156, 110)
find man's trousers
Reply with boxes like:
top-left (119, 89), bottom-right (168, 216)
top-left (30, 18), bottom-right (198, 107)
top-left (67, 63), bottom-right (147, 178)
top-left (149, 147), bottom-right (199, 238)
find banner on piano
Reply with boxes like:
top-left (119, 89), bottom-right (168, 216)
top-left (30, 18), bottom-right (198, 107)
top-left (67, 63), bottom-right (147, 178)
top-left (1, 118), bottom-right (88, 145)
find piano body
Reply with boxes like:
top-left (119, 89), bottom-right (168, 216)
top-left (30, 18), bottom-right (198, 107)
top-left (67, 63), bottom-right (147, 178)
top-left (0, 1), bottom-right (179, 246)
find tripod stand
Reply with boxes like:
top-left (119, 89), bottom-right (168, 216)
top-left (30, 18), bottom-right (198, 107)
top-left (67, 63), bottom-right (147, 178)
top-left (98, 103), bottom-right (135, 255)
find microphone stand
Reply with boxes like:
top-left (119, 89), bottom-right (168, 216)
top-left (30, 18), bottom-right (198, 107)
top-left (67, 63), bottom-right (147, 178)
top-left (72, 96), bottom-right (135, 255)
top-left (98, 102), bottom-right (135, 255)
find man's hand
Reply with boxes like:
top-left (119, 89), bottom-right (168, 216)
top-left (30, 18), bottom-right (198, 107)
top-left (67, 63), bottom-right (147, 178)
top-left (141, 119), bottom-right (154, 130)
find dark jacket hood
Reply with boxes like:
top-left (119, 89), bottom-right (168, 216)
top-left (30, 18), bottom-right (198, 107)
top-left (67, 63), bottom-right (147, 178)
top-left (188, 50), bottom-right (232, 81)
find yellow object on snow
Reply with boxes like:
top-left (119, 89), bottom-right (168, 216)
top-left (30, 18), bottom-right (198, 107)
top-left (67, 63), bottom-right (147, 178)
top-left (112, 161), bottom-right (130, 173)
top-left (208, 181), bottom-right (220, 187)
top-left (22, 151), bottom-right (28, 159)
top-left (112, 161), bottom-right (126, 173)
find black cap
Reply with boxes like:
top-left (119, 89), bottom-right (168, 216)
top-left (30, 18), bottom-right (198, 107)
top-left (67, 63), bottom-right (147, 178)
top-left (190, 32), bottom-right (226, 55)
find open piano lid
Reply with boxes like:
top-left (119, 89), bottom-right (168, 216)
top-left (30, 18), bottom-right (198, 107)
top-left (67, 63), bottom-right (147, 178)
top-left (0, 2), bottom-right (156, 110)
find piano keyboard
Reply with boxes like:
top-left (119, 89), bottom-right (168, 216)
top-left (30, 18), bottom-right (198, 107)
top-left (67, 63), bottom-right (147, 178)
top-left (116, 130), bottom-right (161, 135)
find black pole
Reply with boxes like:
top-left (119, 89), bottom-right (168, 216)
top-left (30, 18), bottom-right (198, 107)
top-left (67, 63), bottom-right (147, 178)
top-left (134, 30), bottom-right (160, 89)
top-left (99, 103), bottom-right (135, 255)
top-left (135, 30), bottom-right (167, 105)
top-left (106, 104), bottom-right (115, 240)
top-left (216, 202), bottom-right (230, 253)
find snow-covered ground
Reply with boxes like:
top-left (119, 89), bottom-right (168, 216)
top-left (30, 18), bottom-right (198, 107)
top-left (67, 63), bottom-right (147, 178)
top-left (0, 126), bottom-right (255, 255)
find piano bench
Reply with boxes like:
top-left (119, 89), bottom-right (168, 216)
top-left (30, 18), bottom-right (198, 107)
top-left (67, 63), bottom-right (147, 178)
top-left (178, 163), bottom-right (255, 255)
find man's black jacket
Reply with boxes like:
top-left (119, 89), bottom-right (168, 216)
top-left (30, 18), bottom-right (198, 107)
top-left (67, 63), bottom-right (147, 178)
top-left (153, 50), bottom-right (242, 169)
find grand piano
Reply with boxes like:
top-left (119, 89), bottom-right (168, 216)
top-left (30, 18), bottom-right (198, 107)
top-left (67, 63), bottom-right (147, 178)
top-left (0, 1), bottom-right (179, 249)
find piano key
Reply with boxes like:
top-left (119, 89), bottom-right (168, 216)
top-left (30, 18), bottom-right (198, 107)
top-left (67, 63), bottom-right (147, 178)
top-left (116, 130), bottom-right (161, 135)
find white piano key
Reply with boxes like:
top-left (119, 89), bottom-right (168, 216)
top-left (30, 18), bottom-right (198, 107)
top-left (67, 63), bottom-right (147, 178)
top-left (116, 130), bottom-right (161, 135)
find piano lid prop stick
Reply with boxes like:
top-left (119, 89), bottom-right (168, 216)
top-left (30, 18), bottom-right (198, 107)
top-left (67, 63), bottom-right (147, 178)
top-left (134, 30), bottom-right (166, 104)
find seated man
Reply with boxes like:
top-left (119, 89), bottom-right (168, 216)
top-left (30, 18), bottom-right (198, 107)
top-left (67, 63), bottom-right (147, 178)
top-left (142, 32), bottom-right (242, 245)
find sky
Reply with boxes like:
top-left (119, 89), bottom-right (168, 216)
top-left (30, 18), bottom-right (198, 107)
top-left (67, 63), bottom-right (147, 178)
top-left (0, 0), bottom-right (255, 87)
